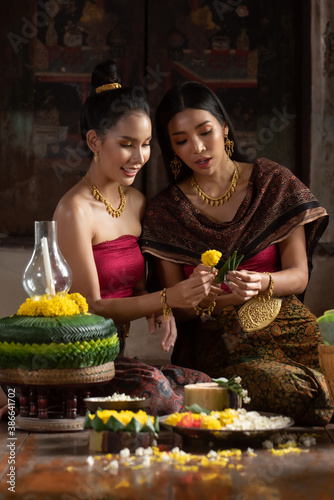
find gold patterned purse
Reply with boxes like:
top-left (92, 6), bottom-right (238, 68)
top-left (237, 273), bottom-right (282, 332)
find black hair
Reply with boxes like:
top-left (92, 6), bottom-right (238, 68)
top-left (155, 81), bottom-right (248, 183)
top-left (80, 60), bottom-right (150, 147)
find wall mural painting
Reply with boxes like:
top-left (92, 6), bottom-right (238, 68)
top-left (0, 0), bottom-right (146, 235)
top-left (32, 0), bottom-right (145, 170)
top-left (1, 0), bottom-right (299, 235)
top-left (146, 0), bottom-right (298, 198)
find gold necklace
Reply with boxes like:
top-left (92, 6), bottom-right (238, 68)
top-left (191, 161), bottom-right (239, 207)
top-left (83, 175), bottom-right (126, 218)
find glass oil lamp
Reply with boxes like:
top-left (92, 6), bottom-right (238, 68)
top-left (22, 221), bottom-right (72, 297)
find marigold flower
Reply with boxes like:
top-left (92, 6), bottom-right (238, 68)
top-left (165, 409), bottom-right (238, 429)
top-left (93, 409), bottom-right (155, 428)
top-left (17, 292), bottom-right (89, 317)
top-left (201, 250), bottom-right (222, 267)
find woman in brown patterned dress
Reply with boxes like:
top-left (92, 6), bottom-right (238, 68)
top-left (141, 81), bottom-right (333, 425)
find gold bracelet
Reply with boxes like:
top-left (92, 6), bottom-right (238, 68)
top-left (257, 272), bottom-right (274, 302)
top-left (194, 301), bottom-right (216, 318)
top-left (160, 288), bottom-right (173, 321)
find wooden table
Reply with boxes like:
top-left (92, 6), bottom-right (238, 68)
top-left (0, 421), bottom-right (334, 499)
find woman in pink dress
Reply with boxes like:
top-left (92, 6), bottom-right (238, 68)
top-left (53, 60), bottom-right (214, 415)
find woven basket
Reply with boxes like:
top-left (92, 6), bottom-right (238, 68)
top-left (0, 361), bottom-right (115, 386)
top-left (318, 344), bottom-right (334, 405)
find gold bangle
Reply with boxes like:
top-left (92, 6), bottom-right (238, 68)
top-left (194, 301), bottom-right (216, 318)
top-left (257, 272), bottom-right (274, 302)
top-left (160, 288), bottom-right (173, 321)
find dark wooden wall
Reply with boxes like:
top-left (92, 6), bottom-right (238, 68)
top-left (0, 0), bottom-right (307, 236)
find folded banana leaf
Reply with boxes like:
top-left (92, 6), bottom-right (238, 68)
top-left (0, 335), bottom-right (119, 370)
top-left (84, 411), bottom-right (158, 433)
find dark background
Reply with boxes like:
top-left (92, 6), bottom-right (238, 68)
top-left (0, 0), bottom-right (310, 236)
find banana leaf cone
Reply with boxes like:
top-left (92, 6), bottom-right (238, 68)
top-left (0, 313), bottom-right (119, 370)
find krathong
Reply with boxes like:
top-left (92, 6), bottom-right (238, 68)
top-left (84, 409), bottom-right (159, 433)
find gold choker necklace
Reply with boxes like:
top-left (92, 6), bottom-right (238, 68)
top-left (83, 175), bottom-right (126, 218)
top-left (191, 161), bottom-right (239, 207)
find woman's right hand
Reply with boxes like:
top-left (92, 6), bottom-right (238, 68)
top-left (166, 265), bottom-right (215, 309)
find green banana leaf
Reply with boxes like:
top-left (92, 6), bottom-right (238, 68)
top-left (185, 403), bottom-right (210, 415)
top-left (0, 335), bottom-right (119, 370)
top-left (124, 417), bottom-right (143, 433)
top-left (83, 411), bottom-right (93, 429)
top-left (141, 417), bottom-right (156, 433)
top-left (106, 415), bottom-right (126, 432)
top-left (91, 413), bottom-right (108, 431)
top-left (214, 251), bottom-right (244, 284)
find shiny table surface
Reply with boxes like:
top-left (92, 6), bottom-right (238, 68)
top-left (0, 421), bottom-right (334, 499)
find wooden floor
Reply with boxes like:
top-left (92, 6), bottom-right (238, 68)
top-left (0, 420), bottom-right (333, 499)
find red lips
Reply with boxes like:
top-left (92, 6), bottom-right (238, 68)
top-left (195, 157), bottom-right (212, 168)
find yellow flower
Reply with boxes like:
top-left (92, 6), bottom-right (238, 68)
top-left (269, 447), bottom-right (308, 455)
top-left (217, 408), bottom-right (238, 427)
top-left (165, 409), bottom-right (239, 430)
top-left (201, 415), bottom-right (222, 429)
top-left (164, 412), bottom-right (187, 426)
top-left (201, 250), bottom-right (222, 267)
top-left (17, 292), bottom-right (89, 317)
top-left (69, 293), bottom-right (89, 313)
top-left (94, 409), bottom-right (155, 427)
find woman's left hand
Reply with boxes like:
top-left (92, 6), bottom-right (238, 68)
top-left (225, 270), bottom-right (263, 299)
top-left (146, 313), bottom-right (176, 352)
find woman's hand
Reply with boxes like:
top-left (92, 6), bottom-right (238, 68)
top-left (159, 314), bottom-right (177, 352)
top-left (190, 263), bottom-right (216, 277)
top-left (146, 313), bottom-right (176, 352)
top-left (167, 266), bottom-right (215, 309)
top-left (225, 270), bottom-right (264, 300)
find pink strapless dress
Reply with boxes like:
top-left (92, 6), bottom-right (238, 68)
top-left (93, 235), bottom-right (145, 299)
top-left (92, 235), bottom-right (210, 415)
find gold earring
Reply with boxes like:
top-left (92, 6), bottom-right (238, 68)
top-left (224, 133), bottom-right (234, 158)
top-left (94, 151), bottom-right (99, 163)
top-left (170, 154), bottom-right (182, 179)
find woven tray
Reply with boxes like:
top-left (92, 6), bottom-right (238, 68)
top-left (0, 361), bottom-right (115, 386)
top-left (16, 416), bottom-right (85, 433)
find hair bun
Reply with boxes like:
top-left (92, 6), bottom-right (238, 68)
top-left (91, 60), bottom-right (121, 89)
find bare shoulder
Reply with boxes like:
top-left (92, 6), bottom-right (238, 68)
top-left (124, 185), bottom-right (147, 215)
top-left (53, 179), bottom-right (92, 224)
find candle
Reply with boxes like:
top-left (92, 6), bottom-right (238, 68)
top-left (41, 236), bottom-right (55, 296)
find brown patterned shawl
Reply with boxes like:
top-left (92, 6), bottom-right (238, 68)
top-left (141, 158), bottom-right (328, 275)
